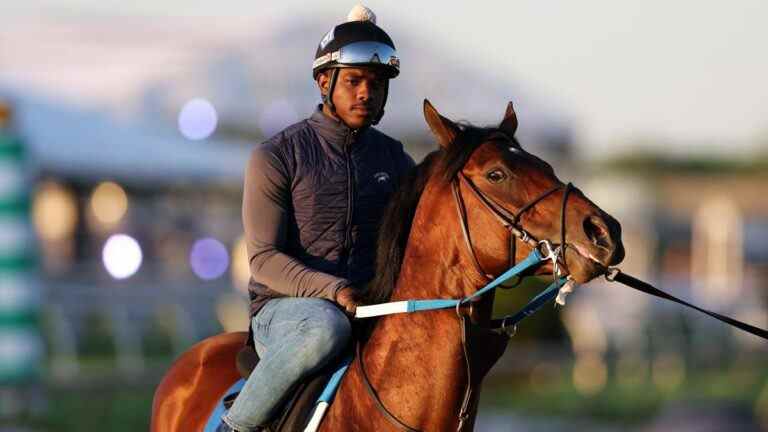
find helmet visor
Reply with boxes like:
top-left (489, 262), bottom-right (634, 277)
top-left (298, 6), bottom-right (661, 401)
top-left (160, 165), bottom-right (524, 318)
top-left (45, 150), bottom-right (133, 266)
top-left (313, 41), bottom-right (399, 77)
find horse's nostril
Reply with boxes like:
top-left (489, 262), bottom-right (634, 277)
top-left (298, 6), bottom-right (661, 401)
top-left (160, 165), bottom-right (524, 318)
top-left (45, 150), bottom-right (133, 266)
top-left (583, 216), bottom-right (611, 249)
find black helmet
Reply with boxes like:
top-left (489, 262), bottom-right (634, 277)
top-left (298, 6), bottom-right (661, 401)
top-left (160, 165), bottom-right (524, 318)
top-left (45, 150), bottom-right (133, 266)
top-left (312, 6), bottom-right (399, 125)
top-left (312, 6), bottom-right (399, 79)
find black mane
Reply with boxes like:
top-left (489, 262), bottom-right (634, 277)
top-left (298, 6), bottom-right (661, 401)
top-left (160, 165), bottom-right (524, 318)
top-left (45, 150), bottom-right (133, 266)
top-left (364, 124), bottom-right (504, 305)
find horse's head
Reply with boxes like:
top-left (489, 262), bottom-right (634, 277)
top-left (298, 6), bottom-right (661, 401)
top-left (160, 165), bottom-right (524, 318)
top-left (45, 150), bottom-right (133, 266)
top-left (423, 100), bottom-right (624, 284)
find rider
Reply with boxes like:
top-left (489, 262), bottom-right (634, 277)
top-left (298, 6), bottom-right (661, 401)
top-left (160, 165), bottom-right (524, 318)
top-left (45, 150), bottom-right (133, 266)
top-left (219, 5), bottom-right (414, 431)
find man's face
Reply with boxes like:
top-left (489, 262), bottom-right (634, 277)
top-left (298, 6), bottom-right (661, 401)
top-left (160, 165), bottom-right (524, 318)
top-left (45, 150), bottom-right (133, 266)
top-left (318, 67), bottom-right (388, 129)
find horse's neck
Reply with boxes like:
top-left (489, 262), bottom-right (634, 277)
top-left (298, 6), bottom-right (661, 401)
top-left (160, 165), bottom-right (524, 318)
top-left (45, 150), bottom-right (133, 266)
top-left (357, 181), bottom-right (492, 429)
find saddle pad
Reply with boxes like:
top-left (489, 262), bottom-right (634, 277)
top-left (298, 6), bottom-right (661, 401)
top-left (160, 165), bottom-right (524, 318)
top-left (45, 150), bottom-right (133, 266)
top-left (203, 379), bottom-right (246, 432)
top-left (201, 345), bottom-right (335, 432)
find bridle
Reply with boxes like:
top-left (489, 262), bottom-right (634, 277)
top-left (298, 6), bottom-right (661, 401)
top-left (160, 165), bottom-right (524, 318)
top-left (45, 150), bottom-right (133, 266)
top-left (450, 146), bottom-right (768, 346)
top-left (357, 155), bottom-right (577, 432)
top-left (353, 141), bottom-right (768, 432)
top-left (452, 170), bottom-right (574, 284)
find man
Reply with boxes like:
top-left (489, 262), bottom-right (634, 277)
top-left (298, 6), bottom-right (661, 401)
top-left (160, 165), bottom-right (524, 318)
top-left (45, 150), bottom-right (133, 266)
top-left (219, 6), bottom-right (414, 431)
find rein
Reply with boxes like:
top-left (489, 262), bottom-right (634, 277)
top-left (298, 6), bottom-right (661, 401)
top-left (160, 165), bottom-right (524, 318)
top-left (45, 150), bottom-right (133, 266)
top-left (603, 268), bottom-right (768, 340)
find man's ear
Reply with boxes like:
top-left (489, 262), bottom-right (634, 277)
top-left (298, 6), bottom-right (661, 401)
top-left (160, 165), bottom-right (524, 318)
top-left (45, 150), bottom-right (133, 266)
top-left (317, 71), bottom-right (330, 96)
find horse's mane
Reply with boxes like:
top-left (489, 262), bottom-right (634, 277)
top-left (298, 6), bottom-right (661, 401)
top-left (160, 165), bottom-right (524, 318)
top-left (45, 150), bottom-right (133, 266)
top-left (364, 124), bottom-right (506, 305)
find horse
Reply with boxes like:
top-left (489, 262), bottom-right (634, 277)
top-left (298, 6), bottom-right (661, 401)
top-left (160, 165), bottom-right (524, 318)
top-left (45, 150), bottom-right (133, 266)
top-left (151, 100), bottom-right (625, 431)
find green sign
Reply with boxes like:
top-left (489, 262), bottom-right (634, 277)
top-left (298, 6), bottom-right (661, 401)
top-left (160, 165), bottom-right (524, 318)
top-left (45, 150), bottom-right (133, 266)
top-left (0, 131), bottom-right (42, 384)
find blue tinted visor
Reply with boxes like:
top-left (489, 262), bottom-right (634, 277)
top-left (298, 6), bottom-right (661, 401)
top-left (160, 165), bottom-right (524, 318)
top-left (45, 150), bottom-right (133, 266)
top-left (313, 41), bottom-right (399, 77)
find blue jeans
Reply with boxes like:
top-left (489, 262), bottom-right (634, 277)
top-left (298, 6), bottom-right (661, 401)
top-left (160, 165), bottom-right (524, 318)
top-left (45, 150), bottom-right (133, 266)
top-left (223, 298), bottom-right (351, 431)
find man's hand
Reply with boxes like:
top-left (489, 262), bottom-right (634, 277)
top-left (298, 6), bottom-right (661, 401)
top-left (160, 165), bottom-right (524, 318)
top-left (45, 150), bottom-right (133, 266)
top-left (335, 286), bottom-right (361, 316)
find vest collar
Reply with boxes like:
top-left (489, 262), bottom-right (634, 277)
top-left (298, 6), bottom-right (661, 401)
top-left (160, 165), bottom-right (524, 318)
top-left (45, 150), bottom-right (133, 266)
top-left (308, 105), bottom-right (368, 151)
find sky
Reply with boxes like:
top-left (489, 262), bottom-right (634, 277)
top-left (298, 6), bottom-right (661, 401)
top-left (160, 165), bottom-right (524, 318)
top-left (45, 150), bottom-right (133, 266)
top-left (3, 1), bottom-right (768, 158)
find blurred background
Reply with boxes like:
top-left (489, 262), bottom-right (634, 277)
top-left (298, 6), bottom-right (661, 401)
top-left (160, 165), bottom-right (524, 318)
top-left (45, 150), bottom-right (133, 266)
top-left (1, 1), bottom-right (767, 431)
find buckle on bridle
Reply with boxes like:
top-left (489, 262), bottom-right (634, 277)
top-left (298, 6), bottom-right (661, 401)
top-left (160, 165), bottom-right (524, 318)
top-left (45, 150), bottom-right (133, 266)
top-left (537, 239), bottom-right (555, 259)
top-left (538, 240), bottom-right (563, 278)
top-left (604, 267), bottom-right (620, 282)
top-left (501, 316), bottom-right (517, 337)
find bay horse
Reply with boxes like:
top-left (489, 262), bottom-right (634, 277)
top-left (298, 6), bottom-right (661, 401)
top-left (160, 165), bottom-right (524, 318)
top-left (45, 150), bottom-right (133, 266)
top-left (151, 100), bottom-right (624, 431)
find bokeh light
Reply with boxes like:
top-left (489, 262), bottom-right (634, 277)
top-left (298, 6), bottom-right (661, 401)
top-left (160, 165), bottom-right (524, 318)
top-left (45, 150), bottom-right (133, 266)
top-left (190, 237), bottom-right (229, 280)
top-left (102, 234), bottom-right (143, 279)
top-left (572, 352), bottom-right (607, 396)
top-left (32, 180), bottom-right (78, 242)
top-left (90, 181), bottom-right (128, 227)
top-left (215, 293), bottom-right (250, 332)
top-left (562, 302), bottom-right (607, 355)
top-left (178, 98), bottom-right (218, 140)
top-left (230, 235), bottom-right (250, 293)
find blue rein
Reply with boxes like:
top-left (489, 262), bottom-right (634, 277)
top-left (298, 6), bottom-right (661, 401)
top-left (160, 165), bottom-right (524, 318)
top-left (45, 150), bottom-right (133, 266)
top-left (355, 248), bottom-right (565, 324)
top-left (404, 248), bottom-right (547, 313)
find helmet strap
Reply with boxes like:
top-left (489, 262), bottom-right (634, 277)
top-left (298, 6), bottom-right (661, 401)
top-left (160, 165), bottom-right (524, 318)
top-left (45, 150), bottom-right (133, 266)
top-left (372, 79), bottom-right (389, 125)
top-left (322, 68), bottom-right (340, 115)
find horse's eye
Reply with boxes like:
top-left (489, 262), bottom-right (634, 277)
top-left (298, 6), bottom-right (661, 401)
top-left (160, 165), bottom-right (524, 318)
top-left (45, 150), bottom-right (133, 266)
top-left (486, 169), bottom-right (507, 184)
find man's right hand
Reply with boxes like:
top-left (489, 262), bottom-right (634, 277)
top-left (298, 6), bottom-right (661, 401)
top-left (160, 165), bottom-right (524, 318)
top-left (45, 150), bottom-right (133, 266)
top-left (336, 286), bottom-right (361, 316)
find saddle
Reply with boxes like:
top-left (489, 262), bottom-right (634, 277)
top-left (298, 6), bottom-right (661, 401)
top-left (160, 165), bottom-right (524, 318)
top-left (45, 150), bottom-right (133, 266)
top-left (224, 344), bottom-right (337, 432)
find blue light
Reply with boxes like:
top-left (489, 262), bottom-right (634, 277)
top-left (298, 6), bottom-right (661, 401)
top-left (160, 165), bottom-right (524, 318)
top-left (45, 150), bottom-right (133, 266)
top-left (178, 98), bottom-right (218, 140)
top-left (190, 237), bottom-right (229, 280)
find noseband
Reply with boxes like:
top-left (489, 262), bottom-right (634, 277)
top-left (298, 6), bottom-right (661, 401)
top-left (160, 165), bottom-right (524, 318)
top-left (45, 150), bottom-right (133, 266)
top-left (452, 171), bottom-right (574, 282)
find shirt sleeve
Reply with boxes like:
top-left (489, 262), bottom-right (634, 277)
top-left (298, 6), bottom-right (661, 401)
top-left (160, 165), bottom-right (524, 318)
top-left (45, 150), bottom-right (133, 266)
top-left (242, 146), bottom-right (350, 300)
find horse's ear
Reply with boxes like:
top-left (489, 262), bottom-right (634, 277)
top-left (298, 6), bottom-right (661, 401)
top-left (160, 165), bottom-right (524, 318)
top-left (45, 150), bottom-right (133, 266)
top-left (499, 101), bottom-right (518, 136)
top-left (423, 99), bottom-right (459, 149)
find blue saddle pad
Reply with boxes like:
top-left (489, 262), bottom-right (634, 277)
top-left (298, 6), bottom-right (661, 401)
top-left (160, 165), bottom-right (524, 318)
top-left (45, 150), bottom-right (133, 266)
top-left (202, 379), bottom-right (246, 432)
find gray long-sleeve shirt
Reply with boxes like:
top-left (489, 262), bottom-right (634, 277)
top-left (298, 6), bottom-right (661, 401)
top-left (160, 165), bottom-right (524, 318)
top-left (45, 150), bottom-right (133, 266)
top-left (243, 107), bottom-right (414, 316)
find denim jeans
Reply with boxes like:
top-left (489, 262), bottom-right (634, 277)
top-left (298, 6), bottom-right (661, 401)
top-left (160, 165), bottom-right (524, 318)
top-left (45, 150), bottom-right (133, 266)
top-left (222, 297), bottom-right (351, 431)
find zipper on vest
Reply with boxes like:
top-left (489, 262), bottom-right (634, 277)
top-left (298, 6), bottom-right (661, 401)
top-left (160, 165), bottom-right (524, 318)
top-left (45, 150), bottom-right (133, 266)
top-left (343, 130), bottom-right (357, 273)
